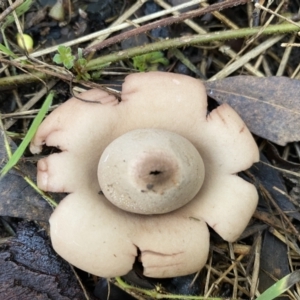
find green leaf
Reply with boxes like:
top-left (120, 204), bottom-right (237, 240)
top-left (256, 270), bottom-right (300, 300)
top-left (0, 91), bottom-right (54, 178)
top-left (74, 57), bottom-right (91, 80)
top-left (133, 51), bottom-right (169, 72)
top-left (53, 45), bottom-right (75, 69)
top-left (76, 57), bottom-right (87, 66)
top-left (77, 48), bottom-right (83, 59)
top-left (53, 53), bottom-right (63, 64)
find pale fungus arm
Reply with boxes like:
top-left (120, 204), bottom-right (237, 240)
top-left (30, 71), bottom-right (258, 278)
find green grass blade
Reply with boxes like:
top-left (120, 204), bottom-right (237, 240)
top-left (256, 270), bottom-right (300, 300)
top-left (0, 91), bottom-right (54, 178)
top-left (0, 43), bottom-right (17, 58)
top-left (2, 0), bottom-right (33, 29)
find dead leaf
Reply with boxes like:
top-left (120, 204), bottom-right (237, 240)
top-left (204, 76), bottom-right (300, 146)
top-left (0, 130), bottom-right (54, 221)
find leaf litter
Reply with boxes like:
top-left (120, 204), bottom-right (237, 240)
top-left (204, 76), bottom-right (300, 146)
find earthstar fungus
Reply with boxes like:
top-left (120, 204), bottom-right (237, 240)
top-left (98, 128), bottom-right (205, 214)
top-left (30, 72), bottom-right (259, 278)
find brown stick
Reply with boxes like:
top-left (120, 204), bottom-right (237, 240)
top-left (83, 0), bottom-right (251, 56)
top-left (0, 0), bottom-right (23, 22)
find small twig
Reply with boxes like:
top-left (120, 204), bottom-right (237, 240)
top-left (277, 34), bottom-right (296, 76)
top-left (83, 0), bottom-right (251, 56)
top-left (206, 264), bottom-right (251, 296)
top-left (22, 174), bottom-right (58, 208)
top-left (0, 0), bottom-right (23, 22)
top-left (0, 58), bottom-right (120, 98)
top-left (281, 43), bottom-right (300, 47)
top-left (1, 22), bottom-right (299, 90)
top-left (246, 0), bottom-right (286, 45)
top-left (15, 0), bottom-right (207, 61)
top-left (269, 227), bottom-right (300, 256)
top-left (255, 3), bottom-right (300, 29)
top-left (209, 34), bottom-right (284, 80)
top-left (69, 264), bottom-right (90, 300)
top-left (259, 161), bottom-right (300, 178)
top-left (223, 0), bottom-right (285, 75)
top-left (228, 243), bottom-right (238, 299)
top-left (87, 0), bottom-right (147, 47)
top-left (86, 22), bottom-right (300, 72)
top-left (1, 56), bottom-right (71, 78)
top-left (4, 79), bottom-right (58, 130)
top-left (250, 233), bottom-right (262, 299)
top-left (204, 255), bottom-right (244, 298)
top-left (114, 276), bottom-right (233, 299)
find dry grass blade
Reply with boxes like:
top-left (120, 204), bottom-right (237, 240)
top-left (83, 0), bottom-right (251, 55)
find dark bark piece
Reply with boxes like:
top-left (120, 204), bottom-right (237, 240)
top-left (249, 154), bottom-right (300, 221)
top-left (204, 76), bottom-right (300, 146)
top-left (162, 273), bottom-right (203, 296)
top-left (259, 230), bottom-right (290, 300)
top-left (248, 155), bottom-right (294, 299)
top-left (0, 130), bottom-right (53, 221)
top-left (0, 221), bottom-right (86, 300)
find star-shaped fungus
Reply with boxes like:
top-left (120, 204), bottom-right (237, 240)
top-left (30, 72), bottom-right (259, 278)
